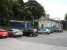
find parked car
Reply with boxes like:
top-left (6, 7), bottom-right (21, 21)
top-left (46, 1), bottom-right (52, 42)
top-left (9, 28), bottom-right (23, 37)
top-left (0, 29), bottom-right (9, 38)
top-left (53, 27), bottom-right (63, 32)
top-left (38, 27), bottom-right (53, 34)
top-left (23, 28), bottom-right (38, 37)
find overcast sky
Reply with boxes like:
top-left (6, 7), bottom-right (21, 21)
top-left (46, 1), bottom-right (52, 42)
top-left (24, 0), bottom-right (67, 20)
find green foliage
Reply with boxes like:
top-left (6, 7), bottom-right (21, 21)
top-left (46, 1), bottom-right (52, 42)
top-left (24, 0), bottom-right (45, 19)
top-left (0, 0), bottom-right (9, 27)
top-left (0, 0), bottom-right (8, 17)
top-left (0, 0), bottom-right (45, 20)
top-left (9, 0), bottom-right (24, 20)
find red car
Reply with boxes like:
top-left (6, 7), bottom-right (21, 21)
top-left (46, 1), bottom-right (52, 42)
top-left (0, 29), bottom-right (9, 38)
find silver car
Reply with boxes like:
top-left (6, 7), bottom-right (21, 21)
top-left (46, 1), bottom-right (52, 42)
top-left (10, 28), bottom-right (23, 37)
top-left (38, 27), bottom-right (53, 34)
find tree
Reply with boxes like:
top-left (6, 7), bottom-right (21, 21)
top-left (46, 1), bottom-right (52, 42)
top-left (12, 0), bottom-right (25, 20)
top-left (0, 0), bottom-right (46, 20)
top-left (0, 0), bottom-right (9, 27)
top-left (0, 0), bottom-right (8, 17)
top-left (65, 13), bottom-right (67, 20)
top-left (8, 0), bottom-right (14, 18)
top-left (24, 0), bottom-right (45, 20)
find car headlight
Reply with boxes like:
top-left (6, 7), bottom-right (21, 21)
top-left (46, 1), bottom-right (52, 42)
top-left (46, 29), bottom-right (50, 32)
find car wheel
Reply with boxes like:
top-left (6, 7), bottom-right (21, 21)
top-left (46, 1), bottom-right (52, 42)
top-left (18, 35), bottom-right (23, 37)
top-left (5, 36), bottom-right (8, 38)
top-left (30, 33), bottom-right (38, 37)
top-left (59, 30), bottom-right (63, 32)
top-left (2, 36), bottom-right (8, 39)
top-left (47, 32), bottom-right (50, 34)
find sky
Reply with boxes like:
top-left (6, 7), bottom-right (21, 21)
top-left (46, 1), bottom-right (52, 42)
top-left (24, 0), bottom-right (67, 20)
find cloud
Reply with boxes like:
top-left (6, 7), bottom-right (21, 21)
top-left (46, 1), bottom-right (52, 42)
top-left (36, 0), bottom-right (67, 20)
top-left (23, 0), bottom-right (28, 2)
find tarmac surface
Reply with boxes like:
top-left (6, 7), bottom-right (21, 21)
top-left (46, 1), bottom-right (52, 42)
top-left (17, 31), bottom-right (67, 47)
top-left (0, 31), bottom-right (67, 50)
